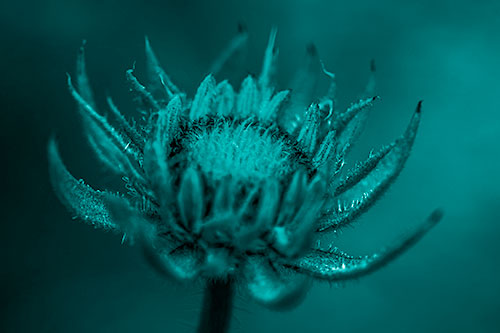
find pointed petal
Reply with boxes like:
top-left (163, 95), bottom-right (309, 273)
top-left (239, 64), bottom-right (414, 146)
top-left (333, 96), bottom-right (379, 134)
top-left (48, 139), bottom-right (121, 230)
top-left (189, 74), bottom-right (216, 120)
top-left (318, 103), bottom-right (422, 232)
top-left (287, 209), bottom-right (443, 281)
top-left (244, 256), bottom-right (311, 310)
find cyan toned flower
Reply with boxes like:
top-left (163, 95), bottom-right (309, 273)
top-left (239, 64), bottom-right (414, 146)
top-left (49, 30), bottom-right (442, 330)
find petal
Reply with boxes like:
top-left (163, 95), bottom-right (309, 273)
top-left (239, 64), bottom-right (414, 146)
top-left (287, 209), bottom-right (443, 281)
top-left (243, 256), bottom-right (311, 310)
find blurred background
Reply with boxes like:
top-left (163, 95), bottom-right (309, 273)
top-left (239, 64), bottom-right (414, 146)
top-left (2, 0), bottom-right (499, 332)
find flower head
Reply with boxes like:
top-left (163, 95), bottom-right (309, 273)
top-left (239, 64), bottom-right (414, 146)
top-left (49, 30), bottom-right (442, 309)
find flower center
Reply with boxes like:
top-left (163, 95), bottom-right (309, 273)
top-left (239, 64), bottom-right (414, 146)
top-left (184, 119), bottom-right (295, 183)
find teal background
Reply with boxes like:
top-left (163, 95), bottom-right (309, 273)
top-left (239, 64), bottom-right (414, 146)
top-left (2, 0), bottom-right (500, 332)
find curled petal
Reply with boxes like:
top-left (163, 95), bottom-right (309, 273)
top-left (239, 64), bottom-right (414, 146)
top-left (244, 256), bottom-right (311, 310)
top-left (288, 209), bottom-right (443, 281)
top-left (48, 138), bottom-right (121, 230)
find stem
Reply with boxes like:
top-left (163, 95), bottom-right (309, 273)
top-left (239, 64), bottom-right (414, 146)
top-left (197, 279), bottom-right (234, 333)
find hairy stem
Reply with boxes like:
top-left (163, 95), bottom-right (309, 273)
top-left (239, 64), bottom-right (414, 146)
top-left (197, 279), bottom-right (234, 333)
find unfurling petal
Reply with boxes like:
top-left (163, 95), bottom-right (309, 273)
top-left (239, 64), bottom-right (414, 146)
top-left (287, 209), bottom-right (443, 281)
top-left (48, 139), bottom-right (126, 230)
top-left (244, 256), bottom-right (310, 310)
top-left (318, 102), bottom-right (422, 232)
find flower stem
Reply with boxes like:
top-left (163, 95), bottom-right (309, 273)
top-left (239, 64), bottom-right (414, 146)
top-left (197, 278), bottom-right (234, 333)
